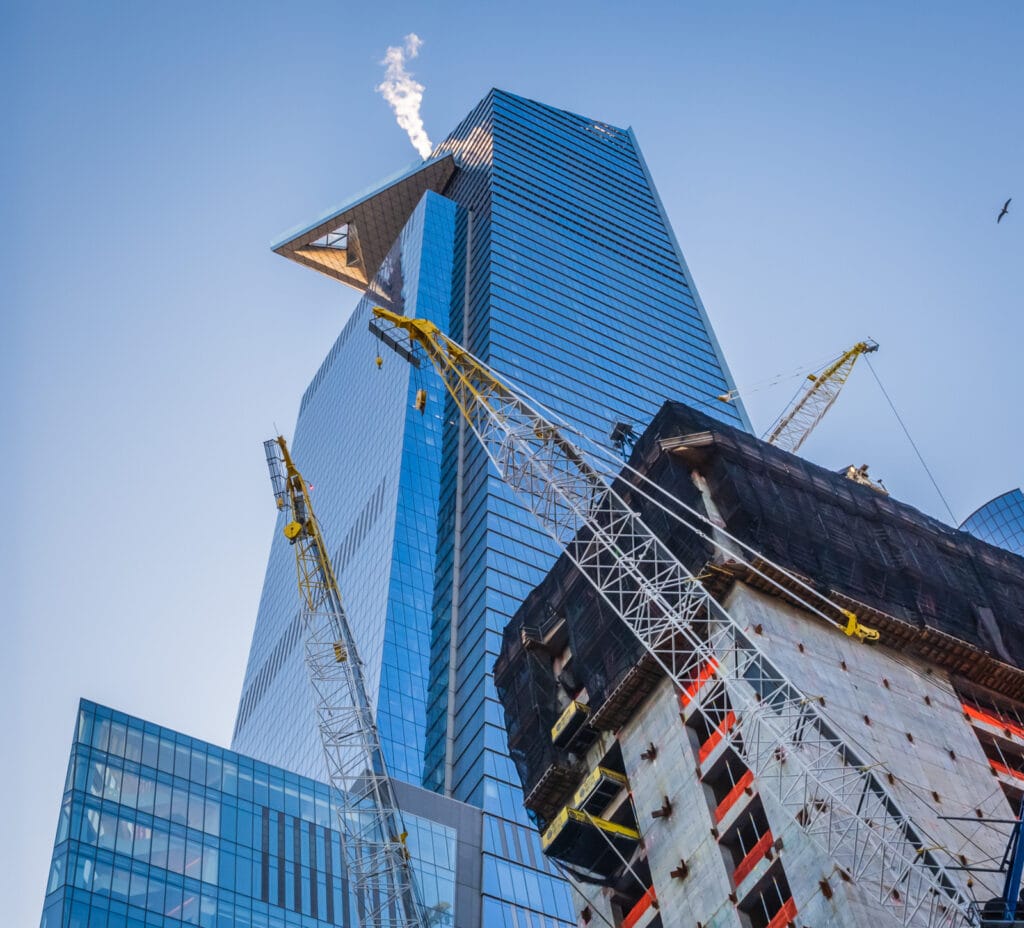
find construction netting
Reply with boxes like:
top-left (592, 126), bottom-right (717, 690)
top-left (493, 610), bottom-right (573, 799)
top-left (641, 401), bottom-right (1024, 671)
top-left (561, 571), bottom-right (648, 713)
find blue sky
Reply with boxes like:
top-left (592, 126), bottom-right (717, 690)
top-left (4, 2), bottom-right (1021, 920)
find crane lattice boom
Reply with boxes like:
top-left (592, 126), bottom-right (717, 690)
top-left (264, 437), bottom-right (424, 928)
top-left (372, 308), bottom-right (973, 928)
top-left (764, 340), bottom-right (879, 453)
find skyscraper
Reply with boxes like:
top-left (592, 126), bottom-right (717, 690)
top-left (961, 488), bottom-right (1024, 557)
top-left (233, 89), bottom-right (749, 927)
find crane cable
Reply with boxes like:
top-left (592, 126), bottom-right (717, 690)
top-left (379, 321), bottom-right (855, 639)
top-left (863, 356), bottom-right (958, 525)
top-left (757, 345), bottom-right (860, 441)
top-left (392, 322), bottom-right (922, 645)
top-left (449, 355), bottom-right (878, 642)
top-left (718, 349), bottom-right (841, 404)
top-left (585, 435), bottom-right (875, 639)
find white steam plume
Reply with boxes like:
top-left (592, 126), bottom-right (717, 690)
top-left (376, 34), bottom-right (434, 159)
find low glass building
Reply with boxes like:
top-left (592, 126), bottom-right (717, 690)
top-left (961, 488), bottom-right (1024, 557)
top-left (41, 700), bottom-right (472, 928)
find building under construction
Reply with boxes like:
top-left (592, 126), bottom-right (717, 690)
top-left (495, 400), bottom-right (1024, 928)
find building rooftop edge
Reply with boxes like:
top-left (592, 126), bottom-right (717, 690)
top-left (269, 153), bottom-right (451, 252)
top-left (269, 154), bottom-right (457, 291)
top-left (960, 487), bottom-right (1024, 529)
top-left (74, 697), bottom-right (481, 812)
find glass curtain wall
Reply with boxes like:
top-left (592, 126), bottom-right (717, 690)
top-left (42, 701), bottom-right (456, 928)
top-left (233, 193), bottom-right (462, 786)
top-left (961, 488), bottom-right (1024, 556)
top-left (424, 90), bottom-right (749, 927)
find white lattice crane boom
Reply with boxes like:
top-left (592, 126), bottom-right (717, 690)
top-left (264, 436), bottom-right (424, 928)
top-left (370, 308), bottom-right (974, 928)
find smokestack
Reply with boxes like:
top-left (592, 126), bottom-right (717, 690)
top-left (376, 34), bottom-right (434, 159)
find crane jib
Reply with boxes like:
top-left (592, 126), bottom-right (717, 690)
top-left (370, 307), bottom-right (972, 928)
top-left (263, 434), bottom-right (426, 928)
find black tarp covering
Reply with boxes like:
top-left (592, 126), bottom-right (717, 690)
top-left (640, 402), bottom-right (1024, 666)
top-left (493, 617), bottom-right (572, 798)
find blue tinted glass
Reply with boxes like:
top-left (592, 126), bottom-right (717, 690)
top-left (961, 488), bottom-right (1024, 556)
top-left (42, 701), bottom-right (459, 927)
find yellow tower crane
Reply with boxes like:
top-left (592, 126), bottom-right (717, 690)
top-left (370, 307), bottom-right (971, 928)
top-left (760, 339), bottom-right (879, 454)
top-left (264, 436), bottom-right (424, 928)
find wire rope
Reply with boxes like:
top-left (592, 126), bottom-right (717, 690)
top-left (404, 331), bottom-right (868, 641)
top-left (548, 860), bottom-right (617, 928)
top-left (720, 349), bottom-right (840, 404)
top-left (864, 356), bottom-right (958, 524)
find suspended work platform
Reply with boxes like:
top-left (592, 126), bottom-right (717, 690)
top-left (541, 807), bottom-right (640, 876)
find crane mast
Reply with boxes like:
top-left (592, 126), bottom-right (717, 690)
top-left (371, 308), bottom-right (974, 928)
top-left (763, 339), bottom-right (879, 453)
top-left (264, 436), bottom-right (424, 928)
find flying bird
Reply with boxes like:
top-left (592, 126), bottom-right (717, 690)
top-left (997, 198), bottom-right (1011, 223)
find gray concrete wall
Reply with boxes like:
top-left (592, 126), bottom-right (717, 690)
top-left (724, 584), bottom-right (1012, 910)
top-left (559, 582), bottom-right (1014, 927)
top-left (619, 676), bottom-right (742, 928)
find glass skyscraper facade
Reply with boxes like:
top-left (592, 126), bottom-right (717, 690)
top-left (961, 488), bottom-right (1024, 556)
top-left (42, 701), bottom-right (461, 928)
top-left (234, 89), bottom-right (750, 927)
